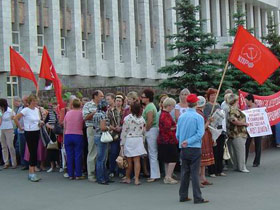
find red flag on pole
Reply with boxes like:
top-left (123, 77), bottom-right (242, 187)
top-left (10, 47), bottom-right (38, 88)
top-left (228, 25), bottom-right (280, 85)
top-left (39, 46), bottom-right (64, 109)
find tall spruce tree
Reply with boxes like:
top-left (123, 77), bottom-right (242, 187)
top-left (262, 16), bottom-right (280, 89)
top-left (223, 7), bottom-right (277, 95)
top-left (158, 0), bottom-right (223, 94)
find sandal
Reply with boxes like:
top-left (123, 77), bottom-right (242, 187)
top-left (120, 179), bottom-right (131, 184)
top-left (135, 181), bottom-right (141, 186)
top-left (147, 178), bottom-right (156, 183)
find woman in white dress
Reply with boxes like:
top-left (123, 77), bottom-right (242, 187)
top-left (120, 102), bottom-right (147, 185)
top-left (175, 88), bottom-right (190, 122)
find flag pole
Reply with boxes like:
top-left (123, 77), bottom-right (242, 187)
top-left (210, 60), bottom-right (230, 116)
top-left (10, 76), bottom-right (15, 112)
top-left (36, 78), bottom-right (41, 97)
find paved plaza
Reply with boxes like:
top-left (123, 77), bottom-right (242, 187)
top-left (0, 148), bottom-right (279, 210)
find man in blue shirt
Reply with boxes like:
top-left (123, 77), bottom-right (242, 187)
top-left (176, 94), bottom-right (209, 204)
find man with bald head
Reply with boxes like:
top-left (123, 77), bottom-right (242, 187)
top-left (83, 90), bottom-right (104, 182)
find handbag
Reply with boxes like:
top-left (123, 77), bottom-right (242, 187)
top-left (116, 147), bottom-right (128, 169)
top-left (38, 108), bottom-right (51, 147)
top-left (47, 140), bottom-right (59, 150)
top-left (40, 125), bottom-right (51, 147)
top-left (100, 131), bottom-right (113, 143)
top-left (53, 123), bottom-right (64, 135)
top-left (223, 142), bottom-right (231, 160)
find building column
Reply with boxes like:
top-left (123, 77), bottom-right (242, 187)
top-left (220, 0), bottom-right (230, 36)
top-left (20, 0), bottom-right (38, 72)
top-left (246, 4), bottom-right (254, 29)
top-left (274, 10), bottom-right (280, 35)
top-left (152, 0), bottom-right (165, 79)
top-left (122, 0), bottom-right (136, 78)
top-left (261, 9), bottom-right (268, 36)
top-left (0, 0), bottom-right (12, 73)
top-left (210, 0), bottom-right (221, 37)
top-left (138, 0), bottom-right (151, 79)
top-left (165, 0), bottom-right (177, 59)
top-left (67, 0), bottom-right (83, 75)
top-left (229, 0), bottom-right (237, 29)
top-left (87, 0), bottom-right (101, 76)
top-left (105, 0), bottom-right (120, 77)
top-left (254, 6), bottom-right (262, 38)
top-left (200, 0), bottom-right (211, 33)
top-left (45, 0), bottom-right (62, 74)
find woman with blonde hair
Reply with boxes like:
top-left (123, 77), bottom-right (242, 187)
top-left (14, 95), bottom-right (43, 182)
top-left (175, 88), bottom-right (190, 122)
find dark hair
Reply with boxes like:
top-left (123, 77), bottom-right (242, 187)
top-left (92, 90), bottom-right (101, 99)
top-left (142, 88), bottom-right (154, 102)
top-left (72, 99), bottom-right (81, 108)
top-left (97, 99), bottom-right (108, 112)
top-left (0, 98), bottom-right (8, 112)
top-left (106, 93), bottom-right (116, 100)
top-left (131, 102), bottom-right (142, 117)
top-left (188, 102), bottom-right (197, 108)
top-left (246, 94), bottom-right (255, 103)
top-left (115, 92), bottom-right (125, 105)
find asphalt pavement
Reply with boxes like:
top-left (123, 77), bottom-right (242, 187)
top-left (0, 148), bottom-right (279, 210)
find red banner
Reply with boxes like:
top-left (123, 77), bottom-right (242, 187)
top-left (239, 90), bottom-right (280, 126)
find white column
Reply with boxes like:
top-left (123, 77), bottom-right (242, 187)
top-left (0, 0), bottom-right (12, 72)
top-left (165, 0), bottom-right (177, 59)
top-left (105, 0), bottom-right (120, 77)
top-left (45, 0), bottom-right (62, 74)
top-left (67, 0), bottom-right (83, 75)
top-left (274, 10), bottom-right (280, 35)
top-left (210, 0), bottom-right (221, 37)
top-left (122, 0), bottom-right (136, 78)
top-left (246, 4), bottom-right (254, 29)
top-left (153, 0), bottom-right (165, 79)
top-left (254, 6), bottom-right (262, 38)
top-left (138, 0), bottom-right (151, 79)
top-left (261, 9), bottom-right (268, 36)
top-left (20, 0), bottom-right (38, 72)
top-left (87, 0), bottom-right (102, 76)
top-left (220, 0), bottom-right (230, 36)
top-left (201, 0), bottom-right (211, 33)
top-left (230, 0), bottom-right (237, 29)
top-left (191, 0), bottom-right (199, 20)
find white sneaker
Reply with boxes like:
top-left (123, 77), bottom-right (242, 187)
top-left (47, 168), bottom-right (54, 173)
top-left (63, 173), bottom-right (69, 178)
top-left (241, 169), bottom-right (250, 173)
top-left (59, 168), bottom-right (64, 173)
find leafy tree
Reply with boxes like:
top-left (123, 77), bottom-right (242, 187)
top-left (158, 0), bottom-right (223, 95)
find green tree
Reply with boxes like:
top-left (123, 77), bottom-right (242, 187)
top-left (223, 7), bottom-right (277, 95)
top-left (158, 0), bottom-right (223, 94)
top-left (262, 16), bottom-right (280, 88)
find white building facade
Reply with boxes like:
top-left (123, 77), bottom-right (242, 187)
top-left (0, 0), bottom-right (280, 98)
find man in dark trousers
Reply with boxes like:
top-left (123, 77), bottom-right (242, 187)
top-left (176, 94), bottom-right (209, 204)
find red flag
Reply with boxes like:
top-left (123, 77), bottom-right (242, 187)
top-left (10, 47), bottom-right (38, 88)
top-left (39, 46), bottom-right (64, 109)
top-left (228, 25), bottom-right (280, 85)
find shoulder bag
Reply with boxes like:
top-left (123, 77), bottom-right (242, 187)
top-left (100, 131), bottom-right (113, 143)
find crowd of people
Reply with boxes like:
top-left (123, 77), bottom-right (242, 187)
top-left (0, 87), bottom-right (273, 204)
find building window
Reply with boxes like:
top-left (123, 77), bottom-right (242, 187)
top-left (12, 31), bottom-right (20, 53)
top-left (61, 37), bottom-right (66, 56)
top-left (101, 42), bottom-right (105, 59)
top-left (82, 40), bottom-right (87, 58)
top-left (7, 76), bottom-right (18, 97)
top-left (37, 34), bottom-right (44, 55)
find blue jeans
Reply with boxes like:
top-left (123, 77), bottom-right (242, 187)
top-left (109, 140), bottom-right (120, 174)
top-left (95, 135), bottom-right (108, 183)
top-left (64, 134), bottom-right (83, 177)
top-left (18, 133), bottom-right (28, 166)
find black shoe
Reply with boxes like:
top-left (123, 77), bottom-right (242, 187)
top-left (107, 180), bottom-right (115, 183)
top-left (194, 199), bottom-right (209, 204)
top-left (179, 197), bottom-right (192, 202)
top-left (253, 164), bottom-right (259, 167)
top-left (98, 181), bottom-right (109, 185)
top-left (21, 166), bottom-right (29, 170)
